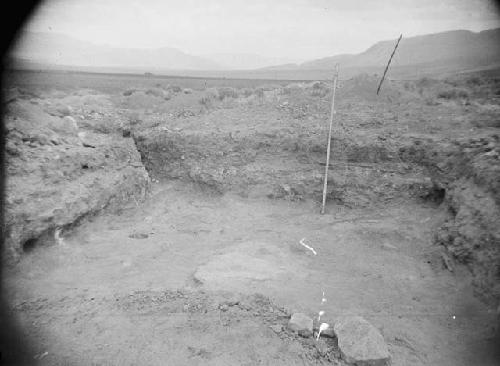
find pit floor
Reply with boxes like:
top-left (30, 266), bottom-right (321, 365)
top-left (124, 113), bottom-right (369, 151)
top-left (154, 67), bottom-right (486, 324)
top-left (4, 181), bottom-right (499, 365)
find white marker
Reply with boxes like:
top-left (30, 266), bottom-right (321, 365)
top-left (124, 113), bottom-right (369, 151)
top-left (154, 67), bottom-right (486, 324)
top-left (316, 323), bottom-right (329, 341)
top-left (54, 228), bottom-right (65, 246)
top-left (299, 238), bottom-right (317, 255)
top-left (318, 310), bottom-right (325, 322)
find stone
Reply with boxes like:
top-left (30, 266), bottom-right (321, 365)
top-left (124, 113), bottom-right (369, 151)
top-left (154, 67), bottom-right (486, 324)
top-left (334, 316), bottom-right (390, 366)
top-left (128, 232), bottom-right (149, 239)
top-left (315, 339), bottom-right (329, 356)
top-left (192, 241), bottom-right (305, 291)
top-left (63, 115), bottom-right (78, 131)
top-left (78, 132), bottom-right (96, 148)
top-left (298, 328), bottom-right (312, 338)
top-left (57, 104), bottom-right (73, 116)
top-left (269, 324), bottom-right (282, 333)
top-left (288, 313), bottom-right (313, 337)
top-left (381, 243), bottom-right (397, 250)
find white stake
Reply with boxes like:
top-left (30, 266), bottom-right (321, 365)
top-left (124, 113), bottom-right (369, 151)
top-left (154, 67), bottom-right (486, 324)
top-left (318, 310), bottom-right (325, 322)
top-left (316, 323), bottom-right (330, 341)
top-left (54, 228), bottom-right (65, 246)
top-left (299, 238), bottom-right (317, 255)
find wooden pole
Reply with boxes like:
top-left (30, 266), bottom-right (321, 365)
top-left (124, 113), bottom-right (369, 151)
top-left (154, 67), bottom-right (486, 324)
top-left (321, 64), bottom-right (339, 215)
top-left (376, 34), bottom-right (402, 95)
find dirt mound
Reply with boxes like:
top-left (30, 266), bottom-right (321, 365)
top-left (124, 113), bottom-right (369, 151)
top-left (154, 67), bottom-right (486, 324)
top-left (339, 74), bottom-right (403, 102)
top-left (12, 289), bottom-right (339, 365)
top-left (2, 97), bottom-right (150, 262)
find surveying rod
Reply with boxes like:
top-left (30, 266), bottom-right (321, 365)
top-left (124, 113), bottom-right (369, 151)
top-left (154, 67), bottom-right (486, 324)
top-left (321, 64), bottom-right (339, 215)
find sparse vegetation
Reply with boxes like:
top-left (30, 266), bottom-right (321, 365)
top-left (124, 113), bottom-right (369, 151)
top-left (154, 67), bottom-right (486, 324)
top-left (216, 86), bottom-right (239, 100)
top-left (123, 88), bottom-right (136, 96)
top-left (310, 81), bottom-right (329, 97)
top-left (145, 87), bottom-right (166, 98)
top-left (240, 88), bottom-right (254, 97)
top-left (436, 87), bottom-right (469, 100)
top-left (167, 85), bottom-right (182, 93)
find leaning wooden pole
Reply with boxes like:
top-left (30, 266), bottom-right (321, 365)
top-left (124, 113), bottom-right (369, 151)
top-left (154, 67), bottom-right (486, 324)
top-left (321, 64), bottom-right (340, 215)
top-left (376, 34), bottom-right (402, 95)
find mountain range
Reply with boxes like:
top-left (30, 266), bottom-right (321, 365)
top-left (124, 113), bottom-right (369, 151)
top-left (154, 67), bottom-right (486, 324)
top-left (9, 28), bottom-right (500, 79)
top-left (296, 28), bottom-right (500, 71)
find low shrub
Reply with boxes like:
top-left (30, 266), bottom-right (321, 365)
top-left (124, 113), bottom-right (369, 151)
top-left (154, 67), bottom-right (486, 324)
top-left (254, 87), bottom-right (265, 99)
top-left (167, 85), bottom-right (182, 93)
top-left (217, 87), bottom-right (239, 100)
top-left (403, 81), bottom-right (416, 91)
top-left (311, 81), bottom-right (329, 97)
top-left (199, 96), bottom-right (213, 108)
top-left (199, 88), bottom-right (219, 109)
top-left (281, 83), bottom-right (303, 95)
top-left (436, 87), bottom-right (469, 100)
top-left (466, 76), bottom-right (483, 86)
top-left (123, 88), bottom-right (137, 96)
top-left (145, 88), bottom-right (165, 98)
top-left (416, 77), bottom-right (437, 88)
top-left (127, 111), bottom-right (143, 126)
top-left (206, 88), bottom-right (219, 99)
top-left (240, 88), bottom-right (254, 97)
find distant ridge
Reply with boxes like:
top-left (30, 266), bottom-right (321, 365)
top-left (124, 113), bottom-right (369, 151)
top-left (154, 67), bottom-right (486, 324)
top-left (265, 28), bottom-right (500, 74)
top-left (8, 28), bottom-right (500, 80)
top-left (11, 32), bottom-right (223, 70)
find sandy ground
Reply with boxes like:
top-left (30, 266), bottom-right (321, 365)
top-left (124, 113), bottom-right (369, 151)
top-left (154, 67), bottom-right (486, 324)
top-left (3, 181), bottom-right (499, 365)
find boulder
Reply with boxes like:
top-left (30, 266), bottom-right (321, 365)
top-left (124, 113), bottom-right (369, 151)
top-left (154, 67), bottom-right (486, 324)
top-left (334, 316), bottom-right (390, 366)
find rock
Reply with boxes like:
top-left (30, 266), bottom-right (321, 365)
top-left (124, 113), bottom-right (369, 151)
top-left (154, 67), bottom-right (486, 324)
top-left (298, 328), bottom-right (312, 338)
top-left (57, 105), bottom-right (73, 116)
top-left (78, 132), bottom-right (96, 148)
top-left (5, 140), bottom-right (21, 156)
top-left (269, 324), bottom-right (282, 333)
top-left (381, 243), bottom-right (397, 250)
top-left (315, 340), bottom-right (329, 356)
top-left (288, 313), bottom-right (313, 337)
top-left (128, 232), bottom-right (149, 239)
top-left (63, 116), bottom-right (78, 131)
top-left (334, 316), bottom-right (390, 366)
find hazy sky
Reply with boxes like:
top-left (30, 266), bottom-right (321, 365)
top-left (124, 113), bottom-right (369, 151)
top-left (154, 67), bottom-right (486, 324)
top-left (23, 0), bottom-right (500, 61)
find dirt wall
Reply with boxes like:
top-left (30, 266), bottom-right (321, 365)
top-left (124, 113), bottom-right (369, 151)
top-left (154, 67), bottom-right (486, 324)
top-left (400, 134), bottom-right (500, 304)
top-left (2, 98), bottom-right (151, 262)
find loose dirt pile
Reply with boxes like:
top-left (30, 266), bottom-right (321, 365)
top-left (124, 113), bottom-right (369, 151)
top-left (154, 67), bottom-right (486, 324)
top-left (11, 289), bottom-right (340, 365)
